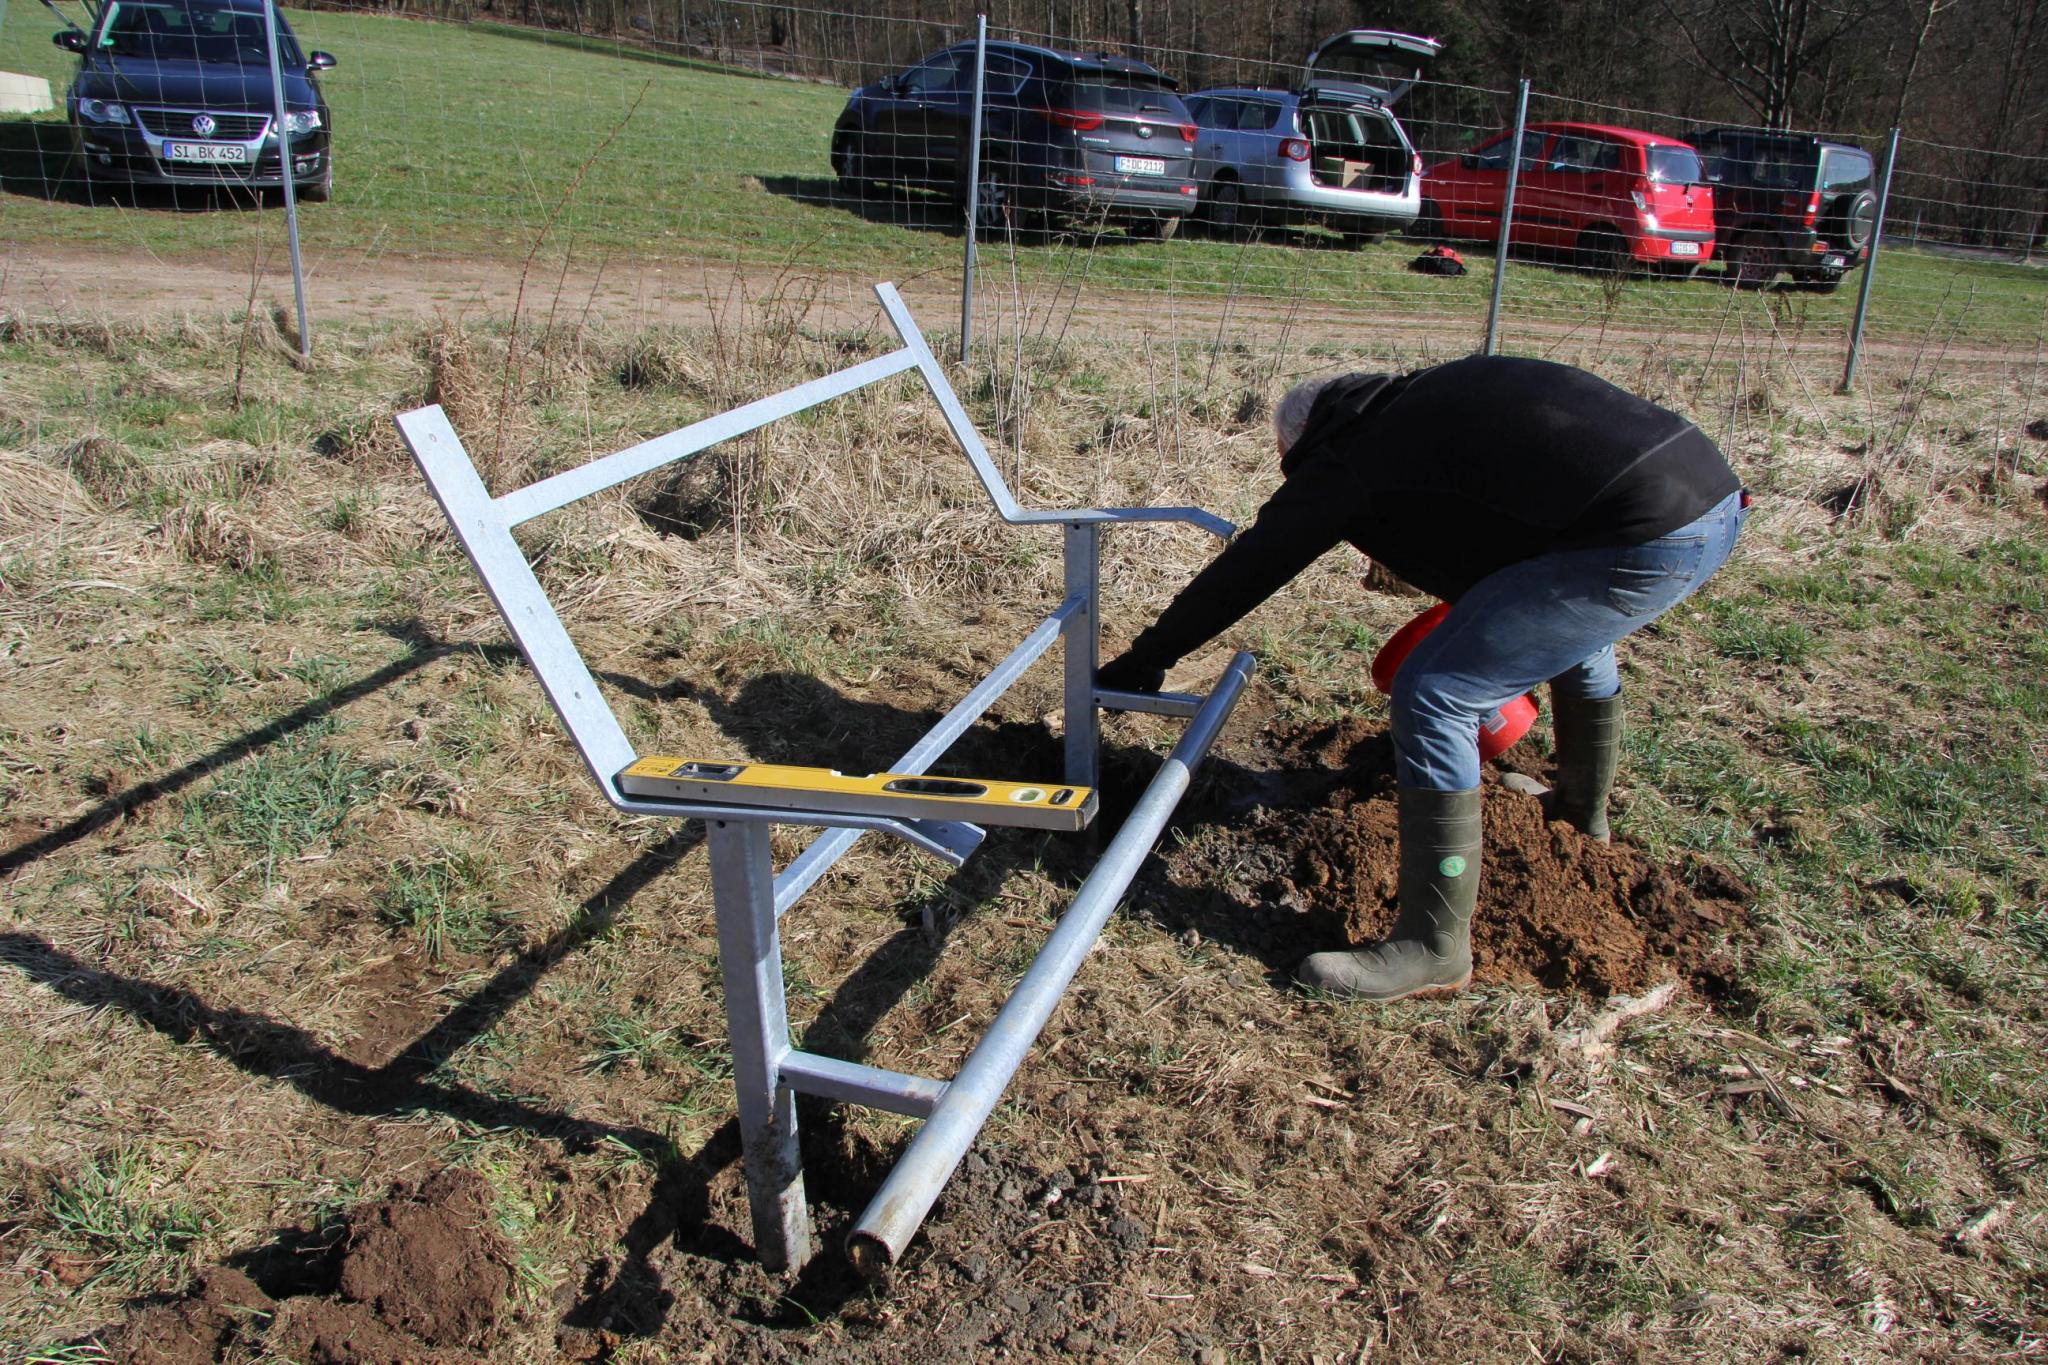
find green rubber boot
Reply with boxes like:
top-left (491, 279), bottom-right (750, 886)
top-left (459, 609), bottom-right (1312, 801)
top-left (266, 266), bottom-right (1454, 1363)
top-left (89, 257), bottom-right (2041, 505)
top-left (1295, 787), bottom-right (1481, 1001)
top-left (1551, 692), bottom-right (1624, 842)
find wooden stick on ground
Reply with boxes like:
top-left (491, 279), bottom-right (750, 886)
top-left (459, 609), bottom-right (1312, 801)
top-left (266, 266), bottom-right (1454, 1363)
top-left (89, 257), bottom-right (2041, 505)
top-left (1550, 981), bottom-right (1680, 1060)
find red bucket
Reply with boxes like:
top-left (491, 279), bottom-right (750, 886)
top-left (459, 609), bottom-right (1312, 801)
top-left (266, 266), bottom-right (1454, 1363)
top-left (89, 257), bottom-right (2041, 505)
top-left (1370, 603), bottom-right (1538, 761)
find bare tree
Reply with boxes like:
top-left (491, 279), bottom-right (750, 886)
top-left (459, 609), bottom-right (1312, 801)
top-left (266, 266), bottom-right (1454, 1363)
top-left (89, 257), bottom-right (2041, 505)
top-left (1888, 0), bottom-right (1957, 128)
top-left (1656, 0), bottom-right (1881, 126)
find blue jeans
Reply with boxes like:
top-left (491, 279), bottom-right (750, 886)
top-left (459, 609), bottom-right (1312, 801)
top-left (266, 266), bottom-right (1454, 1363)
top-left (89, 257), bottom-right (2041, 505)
top-left (1390, 489), bottom-right (1748, 791)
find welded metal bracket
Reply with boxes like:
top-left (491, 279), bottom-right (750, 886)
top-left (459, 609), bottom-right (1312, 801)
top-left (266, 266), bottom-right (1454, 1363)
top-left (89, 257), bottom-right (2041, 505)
top-left (395, 282), bottom-right (1251, 1275)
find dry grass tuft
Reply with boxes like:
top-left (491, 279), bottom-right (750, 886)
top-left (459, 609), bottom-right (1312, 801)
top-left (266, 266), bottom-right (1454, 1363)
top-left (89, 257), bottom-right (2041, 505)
top-left (0, 314), bottom-right (129, 358)
top-left (194, 439), bottom-right (283, 497)
top-left (417, 322), bottom-right (546, 491)
top-left (615, 328), bottom-right (714, 394)
top-left (59, 436), bottom-right (143, 507)
top-left (0, 450), bottom-right (98, 539)
top-left (153, 501), bottom-right (274, 571)
top-left (312, 414), bottom-right (412, 471)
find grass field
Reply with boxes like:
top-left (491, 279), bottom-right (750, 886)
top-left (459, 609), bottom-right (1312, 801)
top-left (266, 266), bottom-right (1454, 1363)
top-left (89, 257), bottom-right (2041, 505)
top-left (1, 9), bottom-right (2044, 353)
top-left (1, 8), bottom-right (2046, 1360)
top-left (0, 269), bottom-right (2044, 1359)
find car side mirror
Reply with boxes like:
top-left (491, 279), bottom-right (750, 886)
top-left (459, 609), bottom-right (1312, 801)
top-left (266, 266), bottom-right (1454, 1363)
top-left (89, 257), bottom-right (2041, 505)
top-left (54, 29), bottom-right (88, 52)
top-left (308, 50), bottom-right (337, 70)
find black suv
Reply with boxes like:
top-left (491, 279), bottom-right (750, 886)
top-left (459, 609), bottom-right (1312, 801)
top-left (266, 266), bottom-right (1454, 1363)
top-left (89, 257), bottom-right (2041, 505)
top-left (831, 40), bottom-right (1197, 238)
top-left (1693, 130), bottom-right (1876, 290)
top-left (54, 0), bottom-right (336, 201)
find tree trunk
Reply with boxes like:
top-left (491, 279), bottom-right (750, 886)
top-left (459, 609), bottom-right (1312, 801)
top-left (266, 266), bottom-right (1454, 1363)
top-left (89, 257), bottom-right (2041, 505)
top-left (1888, 0), bottom-right (1948, 130)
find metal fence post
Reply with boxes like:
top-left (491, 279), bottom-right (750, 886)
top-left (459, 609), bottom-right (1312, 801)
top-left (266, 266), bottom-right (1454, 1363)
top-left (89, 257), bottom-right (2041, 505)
top-left (1483, 79), bottom-right (1530, 358)
top-left (707, 818), bottom-right (814, 1271)
top-left (260, 0), bottom-right (311, 360)
top-left (1840, 126), bottom-right (1901, 394)
top-left (1062, 521), bottom-right (1101, 791)
top-left (959, 14), bottom-right (988, 365)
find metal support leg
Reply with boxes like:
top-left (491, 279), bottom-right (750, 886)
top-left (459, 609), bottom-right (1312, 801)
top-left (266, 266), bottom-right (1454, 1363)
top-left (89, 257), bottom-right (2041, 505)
top-left (1063, 522), bottom-right (1102, 790)
top-left (706, 819), bottom-right (814, 1271)
top-left (846, 652), bottom-right (1257, 1273)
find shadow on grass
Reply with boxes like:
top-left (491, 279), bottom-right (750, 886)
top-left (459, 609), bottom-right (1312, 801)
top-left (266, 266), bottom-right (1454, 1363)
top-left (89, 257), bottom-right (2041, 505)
top-left (0, 619), bottom-right (1283, 1338)
top-left (759, 172), bottom-right (967, 236)
top-left (0, 115), bottom-right (288, 212)
top-left (0, 632), bottom-right (506, 881)
top-left (759, 173), bottom-right (1197, 252)
top-left (0, 116), bottom-right (86, 202)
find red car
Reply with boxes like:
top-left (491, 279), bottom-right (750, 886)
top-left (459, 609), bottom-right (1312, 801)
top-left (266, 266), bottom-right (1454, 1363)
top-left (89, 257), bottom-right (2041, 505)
top-left (1417, 121), bottom-right (1716, 274)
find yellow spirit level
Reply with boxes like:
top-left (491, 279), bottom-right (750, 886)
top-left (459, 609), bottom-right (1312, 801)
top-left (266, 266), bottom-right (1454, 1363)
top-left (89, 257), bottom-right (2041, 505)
top-left (617, 758), bottom-right (1097, 832)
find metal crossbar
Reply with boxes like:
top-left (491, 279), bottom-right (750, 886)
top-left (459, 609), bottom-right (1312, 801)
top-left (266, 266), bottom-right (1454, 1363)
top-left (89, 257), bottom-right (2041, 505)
top-left (394, 282), bottom-right (1252, 1275)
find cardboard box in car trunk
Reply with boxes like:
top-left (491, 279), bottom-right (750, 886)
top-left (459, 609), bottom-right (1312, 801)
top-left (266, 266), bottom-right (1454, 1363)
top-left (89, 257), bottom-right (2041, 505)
top-left (1315, 157), bottom-right (1376, 188)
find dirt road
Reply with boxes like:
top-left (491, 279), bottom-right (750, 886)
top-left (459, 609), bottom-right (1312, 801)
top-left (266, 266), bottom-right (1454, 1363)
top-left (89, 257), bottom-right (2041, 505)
top-left (3, 240), bottom-right (2034, 372)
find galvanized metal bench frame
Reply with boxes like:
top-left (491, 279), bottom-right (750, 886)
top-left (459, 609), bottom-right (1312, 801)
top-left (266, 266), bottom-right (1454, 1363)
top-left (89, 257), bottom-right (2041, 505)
top-left (395, 283), bottom-right (1252, 1275)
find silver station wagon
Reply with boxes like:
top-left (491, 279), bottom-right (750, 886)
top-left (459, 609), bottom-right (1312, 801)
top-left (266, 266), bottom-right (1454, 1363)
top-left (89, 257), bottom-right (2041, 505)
top-left (1185, 29), bottom-right (1440, 245)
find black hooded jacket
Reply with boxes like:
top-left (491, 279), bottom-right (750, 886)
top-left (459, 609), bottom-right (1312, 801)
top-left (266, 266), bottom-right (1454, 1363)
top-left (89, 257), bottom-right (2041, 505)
top-left (1122, 356), bottom-right (1740, 671)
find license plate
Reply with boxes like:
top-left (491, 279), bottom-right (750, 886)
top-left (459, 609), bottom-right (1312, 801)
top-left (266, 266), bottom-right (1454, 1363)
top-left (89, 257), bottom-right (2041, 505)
top-left (166, 142), bottom-right (250, 165)
top-left (1822, 254), bottom-right (1846, 269)
top-left (1114, 155), bottom-right (1166, 176)
top-left (1669, 240), bottom-right (1701, 257)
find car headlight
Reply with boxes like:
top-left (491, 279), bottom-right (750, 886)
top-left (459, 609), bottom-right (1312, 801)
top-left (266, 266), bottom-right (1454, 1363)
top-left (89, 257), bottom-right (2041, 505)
top-left (75, 97), bottom-right (130, 125)
top-left (283, 109), bottom-right (322, 136)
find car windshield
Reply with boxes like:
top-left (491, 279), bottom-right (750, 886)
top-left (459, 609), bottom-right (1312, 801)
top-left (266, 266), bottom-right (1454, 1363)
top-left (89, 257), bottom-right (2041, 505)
top-left (1646, 145), bottom-right (1703, 185)
top-left (94, 0), bottom-right (302, 65)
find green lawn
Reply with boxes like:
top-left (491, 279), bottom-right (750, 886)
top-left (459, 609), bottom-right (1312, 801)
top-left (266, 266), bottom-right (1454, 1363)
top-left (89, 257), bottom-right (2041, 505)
top-left (1, 9), bottom-right (2041, 350)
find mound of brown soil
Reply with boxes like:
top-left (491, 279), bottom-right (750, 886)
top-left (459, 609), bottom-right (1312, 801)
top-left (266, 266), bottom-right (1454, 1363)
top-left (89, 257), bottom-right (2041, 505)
top-left (332, 1169), bottom-right (515, 1346)
top-left (85, 1169), bottom-right (513, 1364)
top-left (97, 1267), bottom-right (273, 1365)
top-left (1165, 718), bottom-right (1751, 997)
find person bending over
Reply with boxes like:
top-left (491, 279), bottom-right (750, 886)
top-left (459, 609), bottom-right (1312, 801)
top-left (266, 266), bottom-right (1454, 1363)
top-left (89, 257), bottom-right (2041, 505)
top-left (1098, 356), bottom-right (1747, 1001)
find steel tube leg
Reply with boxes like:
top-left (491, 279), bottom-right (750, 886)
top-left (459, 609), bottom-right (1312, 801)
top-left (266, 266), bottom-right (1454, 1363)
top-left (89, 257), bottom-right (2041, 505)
top-left (706, 819), bottom-right (814, 1271)
top-left (847, 652), bottom-right (1257, 1273)
top-left (1063, 522), bottom-right (1102, 791)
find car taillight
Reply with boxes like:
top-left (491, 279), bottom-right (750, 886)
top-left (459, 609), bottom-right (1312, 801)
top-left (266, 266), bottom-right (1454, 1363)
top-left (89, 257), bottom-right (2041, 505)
top-left (1280, 137), bottom-right (1311, 162)
top-left (1043, 107), bottom-right (1105, 131)
top-left (1177, 122), bottom-right (1197, 142)
top-left (1778, 192), bottom-right (1819, 227)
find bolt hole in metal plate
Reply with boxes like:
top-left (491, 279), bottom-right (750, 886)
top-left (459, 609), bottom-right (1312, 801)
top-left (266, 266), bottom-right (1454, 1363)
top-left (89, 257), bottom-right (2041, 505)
top-left (618, 758), bottom-right (1097, 832)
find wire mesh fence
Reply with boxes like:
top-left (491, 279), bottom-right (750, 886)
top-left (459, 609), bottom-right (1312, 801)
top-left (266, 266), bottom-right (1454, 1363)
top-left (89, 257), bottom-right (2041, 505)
top-left (1, 0), bottom-right (2043, 382)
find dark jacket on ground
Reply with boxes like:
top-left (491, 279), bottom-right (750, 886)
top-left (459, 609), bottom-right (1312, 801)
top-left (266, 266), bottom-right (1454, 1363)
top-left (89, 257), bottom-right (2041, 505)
top-left (1123, 355), bottom-right (1740, 671)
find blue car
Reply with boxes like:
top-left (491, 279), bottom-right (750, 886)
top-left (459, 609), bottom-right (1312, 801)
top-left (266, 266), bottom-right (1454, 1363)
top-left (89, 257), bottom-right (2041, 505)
top-left (54, 0), bottom-right (336, 201)
top-left (831, 40), bottom-right (1198, 238)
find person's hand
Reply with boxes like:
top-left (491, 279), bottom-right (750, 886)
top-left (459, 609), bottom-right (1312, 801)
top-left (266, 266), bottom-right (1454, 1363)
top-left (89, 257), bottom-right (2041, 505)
top-left (1097, 653), bottom-right (1167, 694)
